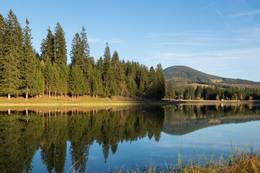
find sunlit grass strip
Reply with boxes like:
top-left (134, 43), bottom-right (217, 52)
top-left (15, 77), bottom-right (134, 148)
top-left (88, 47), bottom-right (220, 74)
top-left (113, 154), bottom-right (260, 173)
top-left (0, 97), bottom-right (165, 107)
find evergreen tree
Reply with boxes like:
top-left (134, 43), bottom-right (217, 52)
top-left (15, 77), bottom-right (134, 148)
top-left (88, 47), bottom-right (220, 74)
top-left (0, 13), bottom-right (5, 59)
top-left (20, 19), bottom-right (38, 99)
top-left (71, 32), bottom-right (89, 93)
top-left (41, 28), bottom-right (55, 95)
top-left (0, 10), bottom-right (22, 98)
top-left (54, 23), bottom-right (67, 65)
top-left (111, 51), bottom-right (124, 95)
top-left (43, 59), bottom-right (53, 97)
top-left (33, 61), bottom-right (45, 96)
top-left (165, 81), bottom-right (174, 99)
top-left (41, 28), bottom-right (54, 62)
top-left (69, 65), bottom-right (87, 97)
top-left (54, 23), bottom-right (68, 96)
top-left (0, 13), bottom-right (6, 88)
top-left (155, 64), bottom-right (165, 99)
top-left (102, 43), bottom-right (114, 96)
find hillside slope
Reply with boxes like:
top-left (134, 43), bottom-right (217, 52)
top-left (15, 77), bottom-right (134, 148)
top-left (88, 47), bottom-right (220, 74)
top-left (164, 66), bottom-right (260, 87)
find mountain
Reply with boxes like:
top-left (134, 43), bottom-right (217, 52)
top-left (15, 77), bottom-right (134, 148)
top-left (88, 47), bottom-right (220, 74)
top-left (163, 66), bottom-right (260, 88)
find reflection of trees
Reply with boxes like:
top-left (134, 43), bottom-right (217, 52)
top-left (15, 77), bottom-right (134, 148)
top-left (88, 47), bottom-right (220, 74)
top-left (163, 104), bottom-right (260, 135)
top-left (0, 111), bottom-right (44, 173)
top-left (0, 107), bottom-right (164, 173)
top-left (41, 116), bottom-right (68, 173)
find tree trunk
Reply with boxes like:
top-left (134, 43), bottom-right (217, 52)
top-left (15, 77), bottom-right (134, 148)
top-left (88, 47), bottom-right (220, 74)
top-left (26, 87), bottom-right (29, 100)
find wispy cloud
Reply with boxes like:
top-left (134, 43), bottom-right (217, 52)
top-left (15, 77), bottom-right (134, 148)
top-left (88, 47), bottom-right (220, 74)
top-left (89, 38), bottom-right (101, 43)
top-left (140, 47), bottom-right (260, 81)
top-left (146, 28), bottom-right (260, 48)
top-left (89, 37), bottom-right (124, 44)
top-left (230, 9), bottom-right (260, 18)
top-left (157, 47), bottom-right (260, 61)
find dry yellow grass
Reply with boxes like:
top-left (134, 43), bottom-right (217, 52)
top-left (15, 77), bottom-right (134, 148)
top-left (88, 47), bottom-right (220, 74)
top-left (183, 155), bottom-right (260, 173)
top-left (0, 95), bottom-right (163, 108)
top-left (117, 155), bottom-right (260, 173)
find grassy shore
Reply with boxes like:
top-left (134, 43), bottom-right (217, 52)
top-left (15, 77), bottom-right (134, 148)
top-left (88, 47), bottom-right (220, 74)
top-left (181, 155), bottom-right (260, 173)
top-left (0, 95), bottom-right (165, 108)
top-left (167, 99), bottom-right (260, 106)
top-left (0, 96), bottom-right (259, 108)
top-left (117, 154), bottom-right (260, 173)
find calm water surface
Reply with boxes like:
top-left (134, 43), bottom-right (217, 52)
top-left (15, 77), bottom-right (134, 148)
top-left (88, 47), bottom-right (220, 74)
top-left (1, 104), bottom-right (260, 172)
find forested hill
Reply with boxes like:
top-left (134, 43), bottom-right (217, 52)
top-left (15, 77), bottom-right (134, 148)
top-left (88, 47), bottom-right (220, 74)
top-left (164, 65), bottom-right (260, 87)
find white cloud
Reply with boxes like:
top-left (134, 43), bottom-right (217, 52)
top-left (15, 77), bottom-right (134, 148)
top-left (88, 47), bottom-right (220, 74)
top-left (158, 47), bottom-right (260, 61)
top-left (146, 28), bottom-right (260, 49)
top-left (230, 9), bottom-right (260, 18)
top-left (89, 38), bottom-right (101, 43)
top-left (89, 37), bottom-right (123, 44)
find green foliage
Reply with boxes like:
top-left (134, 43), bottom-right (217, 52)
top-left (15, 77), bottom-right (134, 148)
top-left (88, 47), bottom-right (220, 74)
top-left (165, 84), bottom-right (260, 100)
top-left (0, 10), bottom-right (165, 100)
top-left (20, 19), bottom-right (44, 98)
top-left (0, 10), bottom-right (23, 97)
top-left (69, 65), bottom-right (87, 96)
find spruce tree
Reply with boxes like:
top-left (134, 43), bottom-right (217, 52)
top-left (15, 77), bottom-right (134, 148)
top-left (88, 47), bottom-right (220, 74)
top-left (21, 19), bottom-right (38, 99)
top-left (155, 64), bottom-right (165, 99)
top-left (33, 60), bottom-right (45, 96)
top-left (0, 13), bottom-right (6, 88)
top-left (69, 65), bottom-right (87, 97)
top-left (54, 23), bottom-right (68, 96)
top-left (54, 23), bottom-right (67, 65)
top-left (0, 10), bottom-right (22, 99)
top-left (102, 43), bottom-right (114, 96)
top-left (41, 28), bottom-right (54, 62)
top-left (71, 32), bottom-right (89, 93)
top-left (43, 59), bottom-right (53, 97)
top-left (41, 28), bottom-right (55, 95)
top-left (71, 33), bottom-right (84, 69)
top-left (111, 51), bottom-right (124, 95)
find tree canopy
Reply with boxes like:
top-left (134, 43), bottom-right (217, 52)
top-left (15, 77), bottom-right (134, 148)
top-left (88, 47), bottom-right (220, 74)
top-left (0, 10), bottom-right (165, 100)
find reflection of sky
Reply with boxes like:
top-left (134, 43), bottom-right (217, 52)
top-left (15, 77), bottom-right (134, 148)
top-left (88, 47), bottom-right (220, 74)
top-left (32, 121), bottom-right (260, 172)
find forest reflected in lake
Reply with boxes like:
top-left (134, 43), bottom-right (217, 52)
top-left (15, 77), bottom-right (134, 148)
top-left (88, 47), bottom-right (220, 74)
top-left (1, 104), bottom-right (260, 172)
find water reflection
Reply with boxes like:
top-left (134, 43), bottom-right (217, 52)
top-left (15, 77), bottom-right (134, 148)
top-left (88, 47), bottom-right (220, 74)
top-left (0, 104), bottom-right (259, 172)
top-left (164, 104), bottom-right (260, 135)
top-left (0, 107), bottom-right (164, 173)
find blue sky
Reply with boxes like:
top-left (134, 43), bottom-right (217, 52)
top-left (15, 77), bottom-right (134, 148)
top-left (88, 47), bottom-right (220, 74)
top-left (1, 0), bottom-right (260, 81)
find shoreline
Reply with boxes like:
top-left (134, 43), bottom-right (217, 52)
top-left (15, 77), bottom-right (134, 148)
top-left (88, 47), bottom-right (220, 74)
top-left (0, 96), bottom-right (259, 107)
top-left (0, 96), bottom-right (166, 108)
top-left (167, 99), bottom-right (260, 105)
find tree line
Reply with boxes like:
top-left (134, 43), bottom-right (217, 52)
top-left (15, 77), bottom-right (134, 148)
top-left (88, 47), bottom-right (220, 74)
top-left (166, 83), bottom-right (260, 100)
top-left (0, 10), bottom-right (165, 100)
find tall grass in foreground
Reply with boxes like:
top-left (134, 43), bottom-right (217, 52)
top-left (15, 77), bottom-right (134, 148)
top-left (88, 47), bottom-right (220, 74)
top-left (113, 153), bottom-right (260, 173)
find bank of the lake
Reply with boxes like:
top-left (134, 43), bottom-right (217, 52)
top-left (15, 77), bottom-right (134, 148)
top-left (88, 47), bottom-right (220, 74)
top-left (0, 96), bottom-right (166, 108)
top-left (167, 99), bottom-right (260, 105)
top-left (125, 154), bottom-right (260, 173)
top-left (1, 96), bottom-right (260, 108)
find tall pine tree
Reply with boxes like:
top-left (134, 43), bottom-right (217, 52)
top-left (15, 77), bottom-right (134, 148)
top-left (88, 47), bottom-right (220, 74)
top-left (20, 19), bottom-right (38, 99)
top-left (0, 10), bottom-right (23, 99)
top-left (54, 23), bottom-right (68, 96)
top-left (41, 28), bottom-right (55, 95)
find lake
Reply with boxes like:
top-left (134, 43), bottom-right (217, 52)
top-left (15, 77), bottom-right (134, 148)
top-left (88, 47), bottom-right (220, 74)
top-left (1, 104), bottom-right (260, 172)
